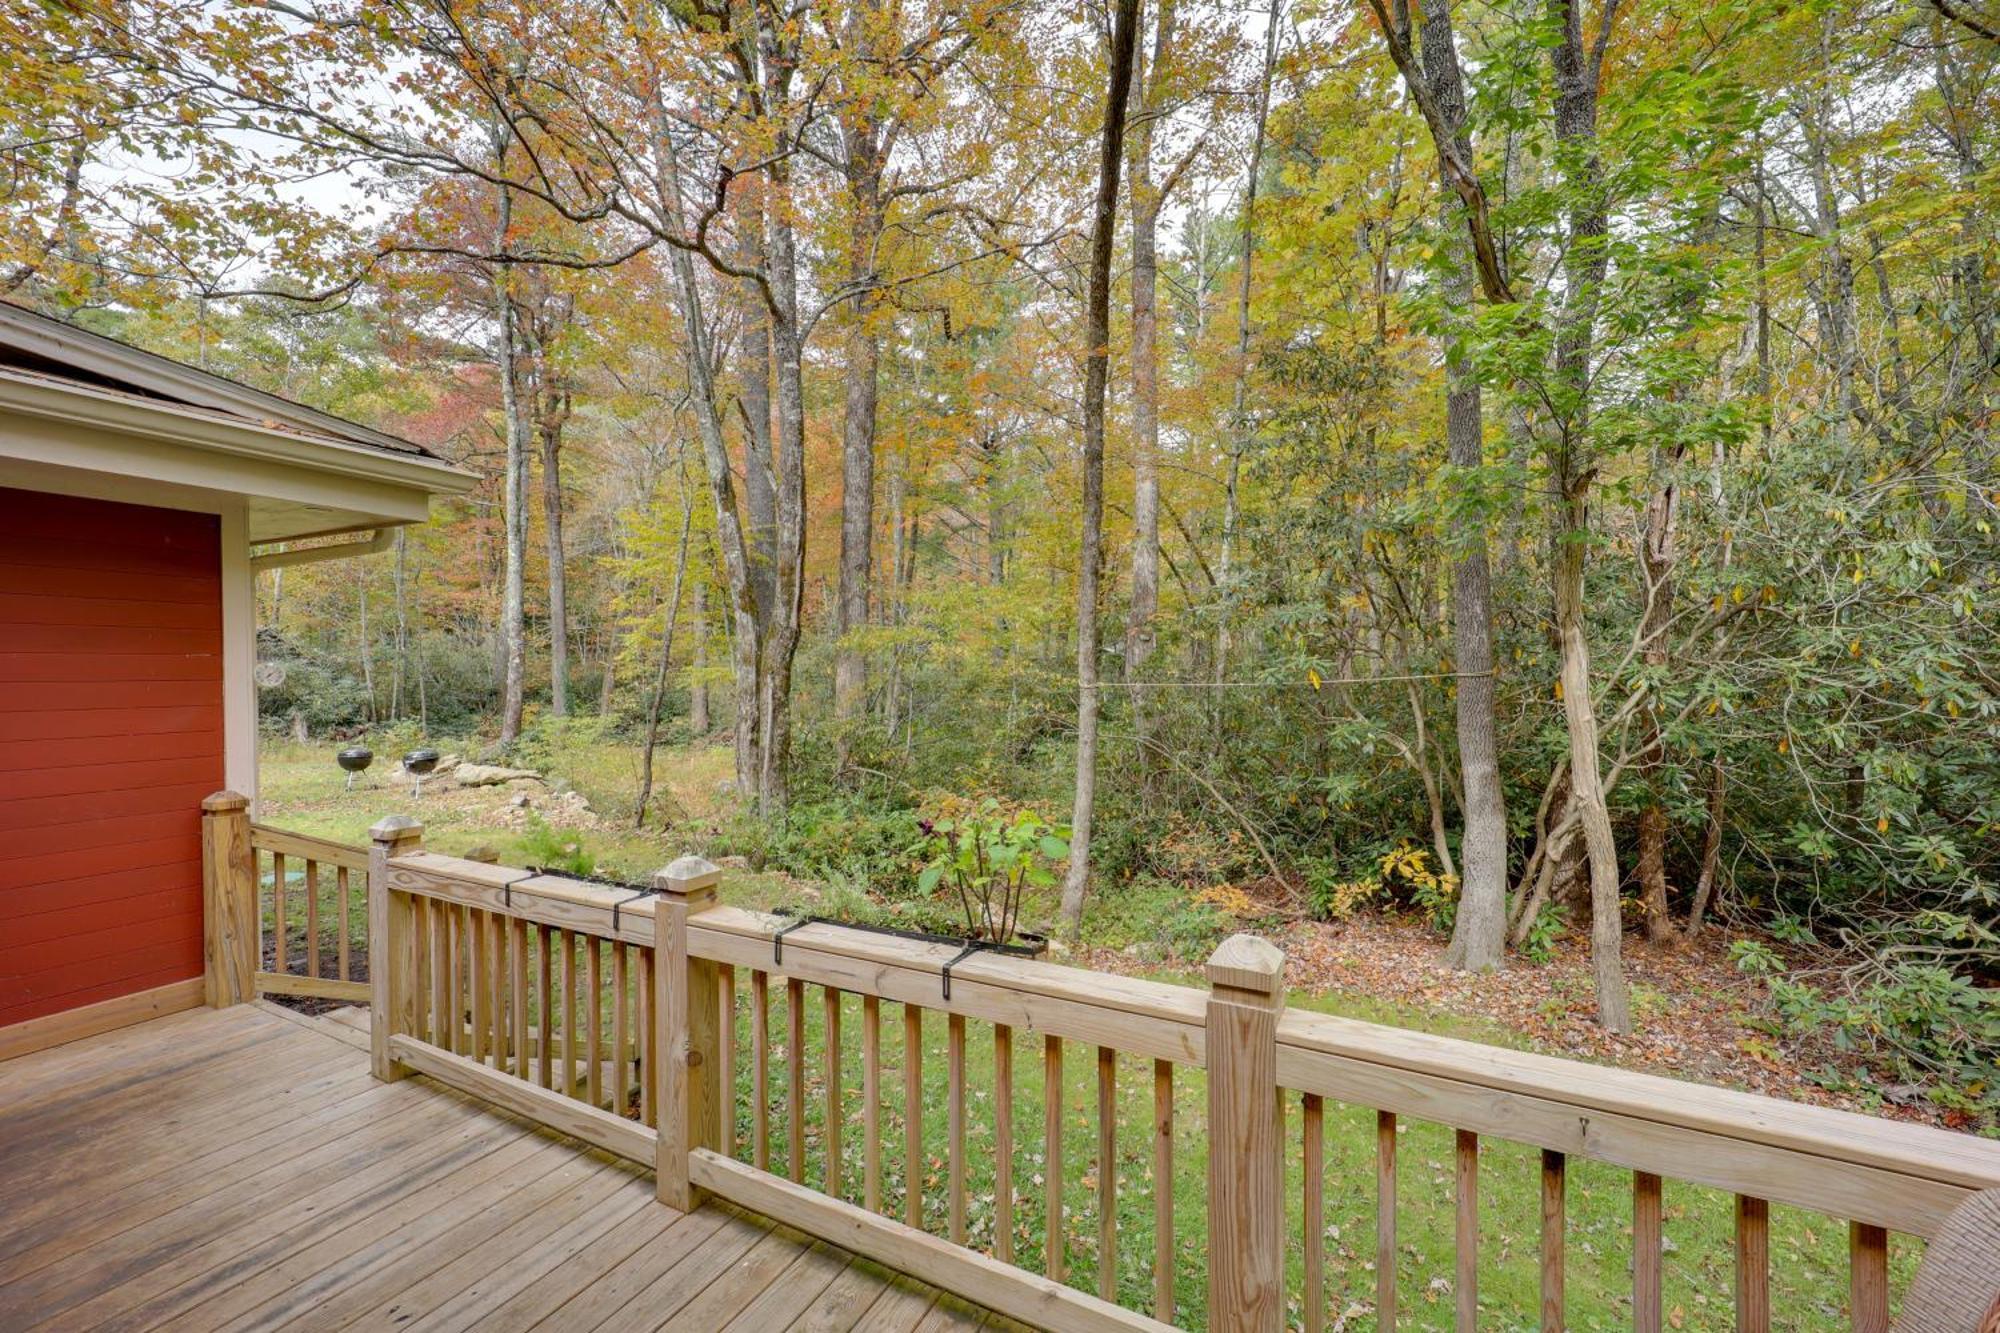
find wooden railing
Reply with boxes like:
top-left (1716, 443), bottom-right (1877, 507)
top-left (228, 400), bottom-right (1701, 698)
top-left (201, 793), bottom-right (372, 1005)
top-left (202, 802), bottom-right (2000, 1331)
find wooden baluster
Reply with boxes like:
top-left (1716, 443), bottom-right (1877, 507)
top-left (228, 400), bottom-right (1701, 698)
top-left (904, 1004), bottom-right (923, 1229)
top-left (1634, 1171), bottom-right (1663, 1333)
top-left (717, 963), bottom-right (736, 1152)
top-left (304, 860), bottom-right (320, 978)
top-left (1045, 1033), bottom-right (1063, 1283)
top-left (752, 969), bottom-right (771, 1171)
top-left (509, 916), bottom-right (527, 1079)
top-left (273, 851), bottom-right (287, 975)
top-left (1735, 1195), bottom-right (1768, 1333)
top-left (1850, 1222), bottom-right (1888, 1333)
top-left (864, 994), bottom-right (882, 1214)
top-left (1303, 1092), bottom-right (1324, 1333)
top-left (587, 936), bottom-right (606, 1107)
top-left (1455, 1130), bottom-right (1477, 1333)
top-left (407, 895), bottom-right (427, 1040)
top-left (637, 945), bottom-right (655, 1126)
top-left (469, 908), bottom-right (488, 1065)
top-left (1377, 1110), bottom-right (1397, 1331)
top-left (1097, 1046), bottom-right (1115, 1301)
top-left (613, 943), bottom-right (629, 1114)
top-left (488, 911), bottom-right (505, 1061)
top-left (825, 987), bottom-right (844, 1199)
top-left (948, 1013), bottom-right (967, 1244)
top-left (537, 924), bottom-right (555, 1089)
top-left (429, 898), bottom-right (449, 1049)
top-left (560, 929), bottom-right (578, 1097)
top-left (447, 904), bottom-right (465, 1054)
top-left (336, 866), bottom-right (352, 981)
top-left (996, 1024), bottom-right (1015, 1265)
top-left (1153, 1058), bottom-right (1172, 1322)
top-left (1542, 1150), bottom-right (1566, 1332)
top-left (788, 977), bottom-right (807, 1183)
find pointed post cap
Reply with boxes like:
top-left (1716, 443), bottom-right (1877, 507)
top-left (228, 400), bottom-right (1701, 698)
top-left (369, 814), bottom-right (423, 849)
top-left (202, 790), bottom-right (250, 813)
top-left (1207, 933), bottom-right (1285, 1005)
top-left (654, 855), bottom-right (722, 898)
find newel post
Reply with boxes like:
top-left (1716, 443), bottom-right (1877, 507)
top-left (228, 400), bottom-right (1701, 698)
top-left (367, 815), bottom-right (422, 1082)
top-left (653, 854), bottom-right (722, 1210)
top-left (1205, 933), bottom-right (1287, 1333)
top-left (200, 791), bottom-right (256, 1008)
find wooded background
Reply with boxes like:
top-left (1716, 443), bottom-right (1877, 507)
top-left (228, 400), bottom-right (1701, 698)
top-left (4, 0), bottom-right (1994, 1118)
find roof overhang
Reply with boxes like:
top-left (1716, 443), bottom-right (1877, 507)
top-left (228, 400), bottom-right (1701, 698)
top-left (0, 366), bottom-right (477, 544)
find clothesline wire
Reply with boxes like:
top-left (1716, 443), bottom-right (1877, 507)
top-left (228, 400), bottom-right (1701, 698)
top-left (1078, 669), bottom-right (1497, 690)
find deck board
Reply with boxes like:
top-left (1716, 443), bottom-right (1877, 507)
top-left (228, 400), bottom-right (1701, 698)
top-left (0, 1005), bottom-right (995, 1332)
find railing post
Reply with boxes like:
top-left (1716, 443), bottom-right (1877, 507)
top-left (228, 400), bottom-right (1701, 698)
top-left (200, 791), bottom-right (256, 1007)
top-left (368, 814), bottom-right (422, 1082)
top-left (653, 854), bottom-right (722, 1210)
top-left (1205, 933), bottom-right (1286, 1333)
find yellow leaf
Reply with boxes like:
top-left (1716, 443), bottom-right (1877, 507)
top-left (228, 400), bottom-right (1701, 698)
top-left (1307, 668), bottom-right (1322, 691)
top-left (1553, 679), bottom-right (1564, 701)
top-left (1732, 584), bottom-right (1745, 604)
top-left (1877, 815), bottom-right (1890, 833)
top-left (1850, 639), bottom-right (1862, 657)
top-left (1707, 698), bottom-right (1720, 715)
top-left (1778, 736), bottom-right (1789, 754)
top-left (1671, 1306), bottom-right (1685, 1330)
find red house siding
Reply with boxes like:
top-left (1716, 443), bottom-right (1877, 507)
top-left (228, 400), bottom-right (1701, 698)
top-left (0, 486), bottom-right (223, 1028)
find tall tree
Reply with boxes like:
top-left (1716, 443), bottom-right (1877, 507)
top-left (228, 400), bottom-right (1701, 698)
top-left (1060, 0), bottom-right (1144, 935)
top-left (1415, 0), bottom-right (1509, 973)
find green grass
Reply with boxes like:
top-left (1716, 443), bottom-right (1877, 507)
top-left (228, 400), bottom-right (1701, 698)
top-left (722, 984), bottom-right (1914, 1331)
top-left (260, 736), bottom-right (1915, 1328)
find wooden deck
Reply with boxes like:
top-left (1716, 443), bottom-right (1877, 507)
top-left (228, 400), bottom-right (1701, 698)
top-left (0, 1003), bottom-right (1002, 1333)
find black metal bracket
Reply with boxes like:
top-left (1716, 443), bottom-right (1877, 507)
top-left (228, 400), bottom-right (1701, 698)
top-left (772, 915), bottom-right (815, 966)
top-left (939, 941), bottom-right (993, 1002)
top-left (611, 889), bottom-right (653, 934)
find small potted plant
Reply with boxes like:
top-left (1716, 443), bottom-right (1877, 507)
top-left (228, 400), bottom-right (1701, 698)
top-left (915, 799), bottom-right (1068, 953)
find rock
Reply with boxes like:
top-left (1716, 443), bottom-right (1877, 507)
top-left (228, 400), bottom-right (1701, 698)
top-left (455, 764), bottom-right (543, 787)
top-left (716, 855), bottom-right (752, 871)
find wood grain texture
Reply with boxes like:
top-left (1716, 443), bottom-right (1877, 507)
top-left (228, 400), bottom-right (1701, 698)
top-left (1735, 1194), bottom-right (1767, 1333)
top-left (0, 1003), bottom-right (990, 1331)
top-left (1542, 1149), bottom-right (1565, 1332)
top-left (1377, 1110), bottom-right (1396, 1331)
top-left (1634, 1170), bottom-right (1663, 1333)
top-left (1303, 1092), bottom-right (1323, 1333)
top-left (1849, 1221), bottom-right (1888, 1333)
top-left (1204, 935), bottom-right (1284, 1333)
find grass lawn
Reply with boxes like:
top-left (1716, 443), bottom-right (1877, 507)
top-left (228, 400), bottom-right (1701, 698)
top-left (257, 735), bottom-right (1916, 1329)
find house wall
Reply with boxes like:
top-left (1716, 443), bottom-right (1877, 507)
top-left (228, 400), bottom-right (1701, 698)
top-left (0, 485), bottom-right (223, 1031)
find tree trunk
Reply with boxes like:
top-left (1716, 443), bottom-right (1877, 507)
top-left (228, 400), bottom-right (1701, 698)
top-left (1216, 0), bottom-right (1279, 689)
top-left (1549, 0), bottom-right (1628, 1031)
top-left (539, 392), bottom-right (571, 717)
top-left (1060, 0), bottom-right (1143, 936)
top-left (492, 271), bottom-right (528, 747)
top-left (1416, 0), bottom-right (1509, 974)
top-left (636, 481), bottom-right (695, 829)
top-left (690, 578), bottom-right (710, 735)
top-left (1124, 0), bottom-right (1175, 769)
top-left (656, 127), bottom-right (764, 801)
top-left (392, 527), bottom-right (409, 720)
top-left (833, 0), bottom-right (888, 770)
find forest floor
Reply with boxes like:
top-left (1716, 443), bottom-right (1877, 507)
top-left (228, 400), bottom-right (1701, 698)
top-left (257, 734), bottom-right (1949, 1136)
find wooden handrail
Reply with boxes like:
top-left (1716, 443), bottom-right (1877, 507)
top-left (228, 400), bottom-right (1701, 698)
top-left (1276, 1007), bottom-right (1992, 1237)
top-left (354, 839), bottom-right (2000, 1333)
